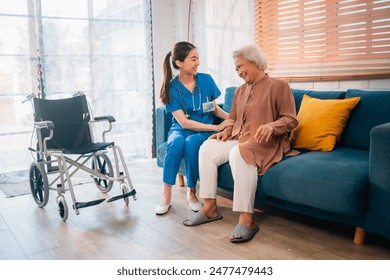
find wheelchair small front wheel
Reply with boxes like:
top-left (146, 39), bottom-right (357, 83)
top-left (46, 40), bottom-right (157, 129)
top-left (120, 183), bottom-right (130, 206)
top-left (57, 195), bottom-right (68, 222)
top-left (91, 152), bottom-right (114, 193)
top-left (29, 161), bottom-right (49, 207)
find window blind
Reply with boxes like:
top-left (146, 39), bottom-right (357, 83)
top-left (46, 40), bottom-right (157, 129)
top-left (255, 0), bottom-right (390, 80)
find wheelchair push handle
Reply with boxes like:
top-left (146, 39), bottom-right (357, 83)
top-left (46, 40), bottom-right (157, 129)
top-left (22, 93), bottom-right (37, 103)
top-left (94, 115), bottom-right (116, 123)
top-left (35, 120), bottom-right (55, 130)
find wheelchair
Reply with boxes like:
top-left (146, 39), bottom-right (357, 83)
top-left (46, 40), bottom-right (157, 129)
top-left (27, 93), bottom-right (137, 221)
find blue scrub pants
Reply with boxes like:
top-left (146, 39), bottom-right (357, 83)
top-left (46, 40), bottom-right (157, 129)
top-left (163, 129), bottom-right (211, 188)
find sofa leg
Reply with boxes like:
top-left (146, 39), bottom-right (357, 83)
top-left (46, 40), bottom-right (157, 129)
top-left (177, 174), bottom-right (185, 187)
top-left (353, 227), bottom-right (366, 245)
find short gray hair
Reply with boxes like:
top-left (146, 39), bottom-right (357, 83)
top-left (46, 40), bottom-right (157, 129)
top-left (233, 45), bottom-right (267, 71)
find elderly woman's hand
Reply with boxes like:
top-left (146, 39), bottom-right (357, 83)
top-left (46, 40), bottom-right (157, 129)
top-left (254, 124), bottom-right (273, 143)
top-left (210, 131), bottom-right (229, 141)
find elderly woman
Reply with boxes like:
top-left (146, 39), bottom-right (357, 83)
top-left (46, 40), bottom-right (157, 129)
top-left (183, 44), bottom-right (298, 243)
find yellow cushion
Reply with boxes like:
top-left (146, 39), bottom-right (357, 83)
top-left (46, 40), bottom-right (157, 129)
top-left (291, 94), bottom-right (360, 151)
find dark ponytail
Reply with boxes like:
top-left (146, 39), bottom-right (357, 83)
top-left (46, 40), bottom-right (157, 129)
top-left (160, 51), bottom-right (173, 105)
top-left (159, 42), bottom-right (197, 105)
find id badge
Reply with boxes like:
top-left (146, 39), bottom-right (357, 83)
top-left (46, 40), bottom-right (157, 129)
top-left (202, 101), bottom-right (215, 113)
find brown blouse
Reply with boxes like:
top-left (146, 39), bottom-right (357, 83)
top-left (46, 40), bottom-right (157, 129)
top-left (224, 74), bottom-right (298, 175)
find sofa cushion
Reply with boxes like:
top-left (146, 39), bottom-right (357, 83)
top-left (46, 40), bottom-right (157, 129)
top-left (290, 95), bottom-right (360, 151)
top-left (224, 88), bottom-right (346, 115)
top-left (262, 147), bottom-right (369, 216)
top-left (341, 89), bottom-right (390, 150)
top-left (224, 88), bottom-right (346, 116)
top-left (223, 87), bottom-right (236, 113)
top-left (291, 89), bottom-right (346, 113)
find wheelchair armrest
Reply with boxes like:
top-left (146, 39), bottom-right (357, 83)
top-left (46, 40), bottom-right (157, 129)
top-left (35, 120), bottom-right (55, 130)
top-left (93, 116), bottom-right (115, 142)
top-left (34, 121), bottom-right (54, 156)
top-left (94, 115), bottom-right (116, 123)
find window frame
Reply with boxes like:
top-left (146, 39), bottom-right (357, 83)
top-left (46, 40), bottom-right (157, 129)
top-left (0, 0), bottom-right (155, 174)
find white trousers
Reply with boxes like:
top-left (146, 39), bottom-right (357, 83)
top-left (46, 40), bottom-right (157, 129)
top-left (199, 139), bottom-right (259, 213)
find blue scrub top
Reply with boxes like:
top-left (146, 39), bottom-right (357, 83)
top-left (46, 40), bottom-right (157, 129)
top-left (166, 73), bottom-right (221, 132)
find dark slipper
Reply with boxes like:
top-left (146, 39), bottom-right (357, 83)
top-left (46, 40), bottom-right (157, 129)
top-left (183, 211), bottom-right (223, 227)
top-left (230, 224), bottom-right (259, 243)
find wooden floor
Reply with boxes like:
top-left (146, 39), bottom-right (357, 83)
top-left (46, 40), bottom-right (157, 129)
top-left (0, 159), bottom-right (389, 260)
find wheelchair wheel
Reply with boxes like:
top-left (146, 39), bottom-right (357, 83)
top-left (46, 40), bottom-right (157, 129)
top-left (29, 161), bottom-right (49, 207)
top-left (91, 152), bottom-right (114, 193)
top-left (120, 183), bottom-right (130, 206)
top-left (57, 195), bottom-right (68, 222)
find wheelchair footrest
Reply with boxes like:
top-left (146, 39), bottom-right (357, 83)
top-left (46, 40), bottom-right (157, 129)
top-left (106, 189), bottom-right (137, 203)
top-left (73, 198), bottom-right (106, 209)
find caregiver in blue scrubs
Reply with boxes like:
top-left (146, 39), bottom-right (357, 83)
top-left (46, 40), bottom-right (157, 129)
top-left (156, 41), bottom-right (233, 215)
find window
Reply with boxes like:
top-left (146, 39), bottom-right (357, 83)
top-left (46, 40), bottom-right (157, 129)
top-left (254, 0), bottom-right (390, 80)
top-left (0, 0), bottom-right (154, 174)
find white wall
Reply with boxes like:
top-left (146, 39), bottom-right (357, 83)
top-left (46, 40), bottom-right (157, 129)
top-left (152, 0), bottom-right (390, 108)
top-left (191, 0), bottom-right (255, 94)
top-left (152, 0), bottom-right (254, 106)
top-left (152, 0), bottom-right (192, 108)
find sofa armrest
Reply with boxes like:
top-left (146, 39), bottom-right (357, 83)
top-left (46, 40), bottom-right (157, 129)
top-left (367, 122), bottom-right (390, 238)
top-left (155, 106), bottom-right (172, 166)
top-left (155, 106), bottom-right (172, 150)
top-left (370, 122), bottom-right (390, 192)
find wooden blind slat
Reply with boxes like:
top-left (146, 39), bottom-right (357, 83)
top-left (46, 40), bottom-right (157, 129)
top-left (255, 0), bottom-right (390, 80)
top-left (259, 30), bottom-right (390, 47)
top-left (258, 11), bottom-right (390, 33)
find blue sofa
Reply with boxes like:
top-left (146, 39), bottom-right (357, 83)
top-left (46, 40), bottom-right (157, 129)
top-left (155, 87), bottom-right (390, 245)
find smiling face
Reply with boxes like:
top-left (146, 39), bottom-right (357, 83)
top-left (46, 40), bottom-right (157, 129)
top-left (176, 48), bottom-right (200, 76)
top-left (234, 56), bottom-right (261, 84)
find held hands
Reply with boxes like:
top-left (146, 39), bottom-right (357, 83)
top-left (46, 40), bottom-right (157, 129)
top-left (211, 118), bottom-right (233, 142)
top-left (254, 124), bottom-right (274, 143)
top-left (215, 118), bottom-right (234, 132)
